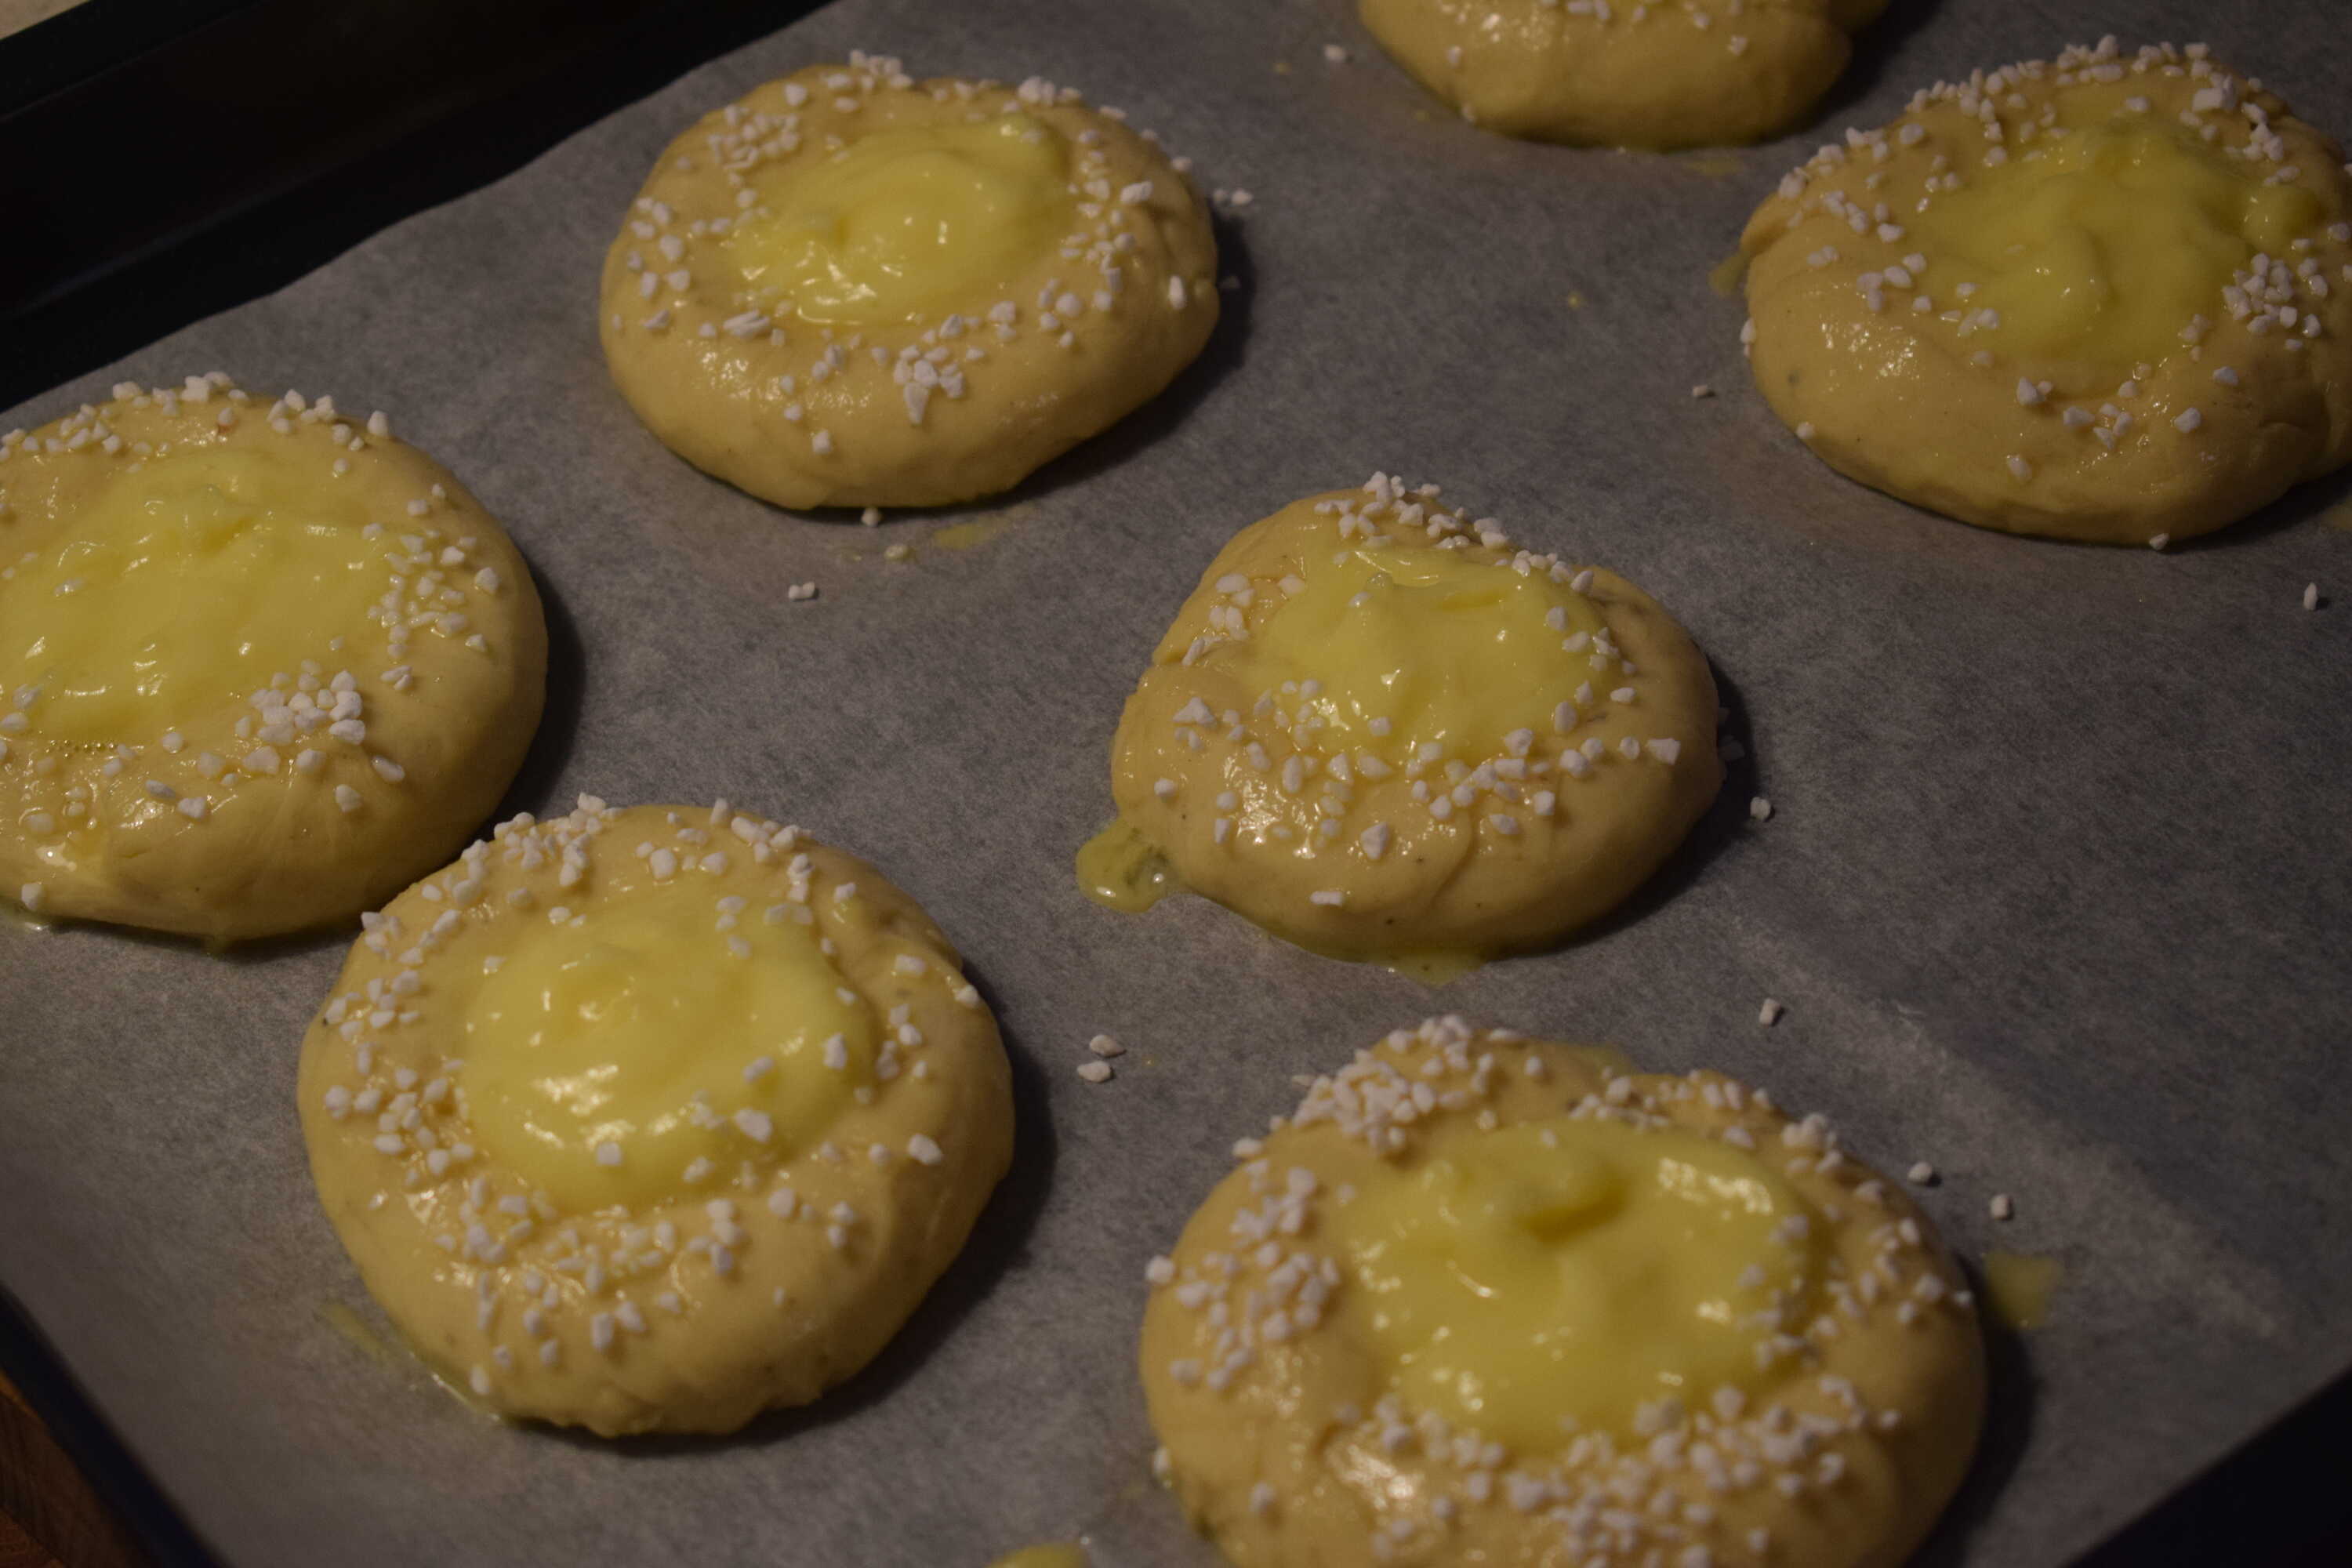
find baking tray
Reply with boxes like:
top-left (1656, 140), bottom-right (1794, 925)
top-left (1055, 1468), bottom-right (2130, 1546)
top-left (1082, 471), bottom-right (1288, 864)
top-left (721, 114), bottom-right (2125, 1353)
top-left (3, 0), bottom-right (2350, 1563)
top-left (0, 0), bottom-right (819, 408)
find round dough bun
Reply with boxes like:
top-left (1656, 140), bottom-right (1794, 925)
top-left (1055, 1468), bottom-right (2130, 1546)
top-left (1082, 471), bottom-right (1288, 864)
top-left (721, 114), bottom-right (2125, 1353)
top-left (600, 53), bottom-right (1219, 511)
top-left (1102, 477), bottom-right (1722, 970)
top-left (1740, 40), bottom-right (2352, 544)
top-left (1359, 0), bottom-right (1886, 150)
top-left (297, 797), bottom-right (1014, 1436)
top-left (0, 374), bottom-right (546, 942)
top-left (1142, 1017), bottom-right (1987, 1568)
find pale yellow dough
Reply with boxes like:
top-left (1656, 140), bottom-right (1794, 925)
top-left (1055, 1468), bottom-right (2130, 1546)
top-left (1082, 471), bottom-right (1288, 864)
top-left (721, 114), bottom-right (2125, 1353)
top-left (0, 376), bottom-right (545, 941)
top-left (985, 1546), bottom-right (1087, 1568)
top-left (600, 54), bottom-right (1219, 511)
top-left (1359, 0), bottom-right (1886, 149)
top-left (296, 798), bottom-right (1014, 1436)
top-left (1097, 479), bottom-right (1722, 971)
top-left (1740, 41), bottom-right (2352, 543)
top-left (1142, 1017), bottom-right (1986, 1568)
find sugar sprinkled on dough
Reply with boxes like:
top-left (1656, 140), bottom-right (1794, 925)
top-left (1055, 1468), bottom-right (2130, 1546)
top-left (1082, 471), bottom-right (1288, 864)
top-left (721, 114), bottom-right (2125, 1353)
top-left (296, 797), bottom-right (1009, 1432)
top-left (599, 53), bottom-right (1215, 513)
top-left (0, 376), bottom-right (539, 938)
top-left (1742, 39), bottom-right (2352, 543)
top-left (1142, 1018), bottom-right (1984, 1566)
top-left (1105, 478), bottom-right (1719, 964)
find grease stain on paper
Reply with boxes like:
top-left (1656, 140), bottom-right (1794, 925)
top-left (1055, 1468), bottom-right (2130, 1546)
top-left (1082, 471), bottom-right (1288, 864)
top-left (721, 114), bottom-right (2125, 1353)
top-left (1984, 1251), bottom-right (2063, 1331)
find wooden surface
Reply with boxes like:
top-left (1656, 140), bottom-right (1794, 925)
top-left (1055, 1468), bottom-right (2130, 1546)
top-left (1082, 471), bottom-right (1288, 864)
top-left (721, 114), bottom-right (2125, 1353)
top-left (1, 1507), bottom-right (61, 1568)
top-left (0, 1375), bottom-right (142, 1568)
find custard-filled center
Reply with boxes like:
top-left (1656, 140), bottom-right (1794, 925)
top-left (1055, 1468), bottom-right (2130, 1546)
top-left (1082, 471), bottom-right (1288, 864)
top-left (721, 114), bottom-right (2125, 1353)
top-left (456, 877), bottom-right (875, 1211)
top-left (728, 112), bottom-right (1076, 326)
top-left (1911, 115), bottom-right (2321, 367)
top-left (1327, 1116), bottom-right (1825, 1453)
top-left (1216, 546), bottom-right (1611, 767)
top-left (0, 447), bottom-right (383, 746)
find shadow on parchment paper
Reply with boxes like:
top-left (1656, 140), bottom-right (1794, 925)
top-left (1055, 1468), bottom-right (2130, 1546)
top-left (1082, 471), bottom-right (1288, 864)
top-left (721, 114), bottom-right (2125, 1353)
top-left (1696, 406), bottom-right (2025, 572)
top-left (545, 963), bottom-right (1054, 1458)
top-left (1909, 1258), bottom-right (2036, 1568)
top-left (2172, 461), bottom-right (2352, 552)
top-left (1808, 0), bottom-right (1944, 130)
top-left (488, 555), bottom-right (587, 826)
top-left (993, 212), bottom-right (1256, 508)
top-left (1544, 659), bottom-right (1759, 955)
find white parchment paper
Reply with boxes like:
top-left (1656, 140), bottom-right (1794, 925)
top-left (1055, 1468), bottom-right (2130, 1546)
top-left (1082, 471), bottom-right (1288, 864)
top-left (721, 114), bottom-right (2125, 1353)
top-left (4, 0), bottom-right (2350, 1563)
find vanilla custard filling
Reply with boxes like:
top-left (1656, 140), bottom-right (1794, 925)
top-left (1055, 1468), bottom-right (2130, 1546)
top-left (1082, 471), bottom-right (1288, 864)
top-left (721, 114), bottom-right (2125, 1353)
top-left (1195, 543), bottom-right (1626, 866)
top-left (1222, 545), bottom-right (1613, 771)
top-left (1074, 815), bottom-right (1175, 913)
top-left (1909, 114), bottom-right (2322, 368)
top-left (455, 877), bottom-right (876, 1213)
top-left (1327, 1116), bottom-right (1826, 1454)
top-left (0, 447), bottom-right (382, 747)
top-left (1083, 486), bottom-right (1711, 978)
top-left (727, 113), bottom-right (1076, 326)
